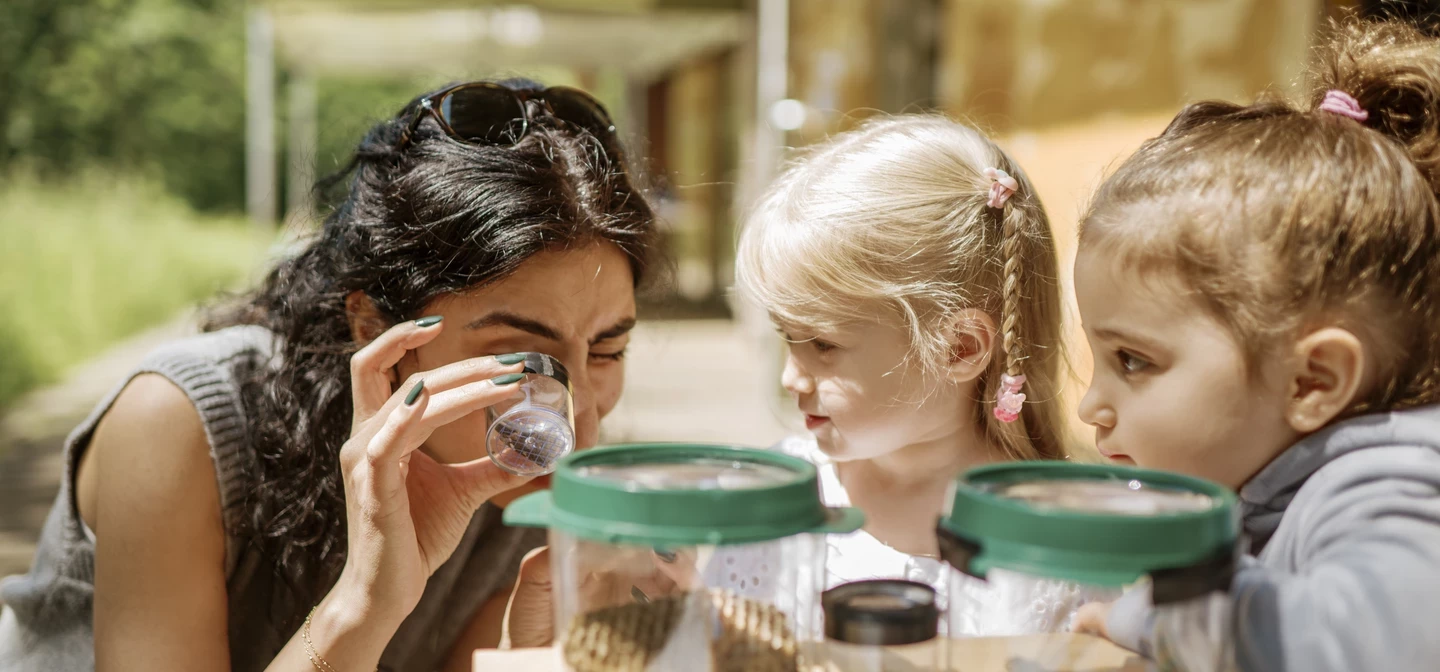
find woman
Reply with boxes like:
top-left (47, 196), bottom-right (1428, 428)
top-left (0, 79), bottom-right (659, 671)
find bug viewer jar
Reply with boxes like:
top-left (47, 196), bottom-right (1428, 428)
top-left (936, 462), bottom-right (1240, 672)
top-left (505, 443), bottom-right (865, 672)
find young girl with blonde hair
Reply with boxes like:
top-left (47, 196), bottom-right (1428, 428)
top-left (732, 114), bottom-right (1083, 634)
top-left (1070, 20), bottom-right (1440, 671)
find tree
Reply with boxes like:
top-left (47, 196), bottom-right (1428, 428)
top-left (1, 0), bottom-right (248, 212)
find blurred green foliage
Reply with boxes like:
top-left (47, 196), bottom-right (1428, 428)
top-left (0, 1), bottom-right (660, 414)
top-left (1, 0), bottom-right (248, 212)
top-left (0, 0), bottom-right (633, 214)
top-left (0, 0), bottom-right (440, 214)
top-left (0, 172), bottom-right (271, 407)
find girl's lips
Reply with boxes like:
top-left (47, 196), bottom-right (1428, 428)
top-left (804, 414), bottom-right (830, 430)
top-left (1099, 449), bottom-right (1135, 464)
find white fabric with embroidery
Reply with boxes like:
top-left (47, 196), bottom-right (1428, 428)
top-left (704, 436), bottom-right (1109, 636)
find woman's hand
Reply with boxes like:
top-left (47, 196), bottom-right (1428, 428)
top-left (334, 317), bottom-right (535, 620)
top-left (502, 547), bottom-right (556, 648)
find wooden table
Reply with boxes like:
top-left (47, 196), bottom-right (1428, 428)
top-left (474, 634), bottom-right (1145, 671)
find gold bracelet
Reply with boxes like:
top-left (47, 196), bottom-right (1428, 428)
top-left (303, 605), bottom-right (341, 672)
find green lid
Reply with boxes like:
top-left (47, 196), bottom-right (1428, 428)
top-left (937, 462), bottom-right (1238, 587)
top-left (504, 443), bottom-right (864, 546)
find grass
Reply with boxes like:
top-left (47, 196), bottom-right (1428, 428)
top-left (0, 172), bottom-right (272, 409)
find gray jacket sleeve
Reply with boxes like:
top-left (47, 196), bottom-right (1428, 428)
top-left (1229, 451), bottom-right (1440, 672)
top-left (1106, 447), bottom-right (1440, 672)
top-left (1103, 582), bottom-right (1154, 657)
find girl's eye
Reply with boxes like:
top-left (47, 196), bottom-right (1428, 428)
top-left (1117, 350), bottom-right (1151, 374)
top-left (778, 330), bottom-right (838, 354)
top-left (590, 349), bottom-right (627, 363)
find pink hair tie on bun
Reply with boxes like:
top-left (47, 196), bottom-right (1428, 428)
top-left (1319, 89), bottom-right (1369, 122)
top-left (984, 167), bottom-right (1019, 209)
top-left (994, 373), bottom-right (1026, 424)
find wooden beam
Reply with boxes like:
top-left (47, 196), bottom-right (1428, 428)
top-left (268, 8), bottom-right (745, 80)
top-left (259, 0), bottom-right (744, 12)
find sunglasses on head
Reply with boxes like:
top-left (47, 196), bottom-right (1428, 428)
top-left (396, 82), bottom-right (620, 155)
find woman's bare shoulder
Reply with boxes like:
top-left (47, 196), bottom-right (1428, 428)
top-left (80, 372), bottom-right (219, 537)
top-left (88, 373), bottom-right (232, 666)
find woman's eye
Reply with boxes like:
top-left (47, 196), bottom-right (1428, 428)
top-left (1117, 350), bottom-right (1151, 374)
top-left (590, 349), bottom-right (627, 362)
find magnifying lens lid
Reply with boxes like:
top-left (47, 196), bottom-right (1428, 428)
top-left (937, 462), bottom-right (1238, 587)
top-left (990, 477), bottom-right (1218, 515)
top-left (574, 457), bottom-right (801, 491)
top-left (505, 443), bottom-right (865, 546)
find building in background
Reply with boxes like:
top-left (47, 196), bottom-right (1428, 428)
top-left (249, 0), bottom-right (1402, 438)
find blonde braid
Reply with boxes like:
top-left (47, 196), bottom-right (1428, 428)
top-left (985, 166), bottom-right (1027, 424)
top-left (999, 209), bottom-right (1024, 378)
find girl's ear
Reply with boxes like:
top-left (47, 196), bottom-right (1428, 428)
top-left (1284, 327), bottom-right (1368, 433)
top-left (946, 309), bottom-right (998, 384)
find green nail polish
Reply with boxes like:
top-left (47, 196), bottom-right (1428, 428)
top-left (491, 373), bottom-right (525, 386)
top-left (414, 316), bottom-right (443, 328)
top-left (495, 353), bottom-right (526, 365)
top-left (405, 379), bottom-right (425, 405)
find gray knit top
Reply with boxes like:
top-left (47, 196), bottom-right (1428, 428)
top-left (0, 325), bottom-right (545, 671)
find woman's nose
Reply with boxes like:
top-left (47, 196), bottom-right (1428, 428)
top-left (781, 353), bottom-right (815, 396)
top-left (568, 363), bottom-right (601, 449)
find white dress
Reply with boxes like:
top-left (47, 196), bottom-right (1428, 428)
top-left (705, 436), bottom-right (1106, 636)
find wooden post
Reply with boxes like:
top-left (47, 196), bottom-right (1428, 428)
top-left (286, 69), bottom-right (318, 227)
top-left (246, 7), bottom-right (277, 228)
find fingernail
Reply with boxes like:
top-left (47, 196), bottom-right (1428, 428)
top-left (655, 550), bottom-right (677, 563)
top-left (630, 586), bottom-right (650, 604)
top-left (414, 316), bottom-right (443, 328)
top-left (491, 373), bottom-right (525, 386)
top-left (405, 379), bottom-right (425, 405)
top-left (495, 353), bottom-right (526, 365)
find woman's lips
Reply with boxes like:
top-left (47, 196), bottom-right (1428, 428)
top-left (804, 414), bottom-right (830, 430)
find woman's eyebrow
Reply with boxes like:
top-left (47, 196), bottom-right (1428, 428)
top-left (465, 311), bottom-right (563, 342)
top-left (591, 317), bottom-right (637, 344)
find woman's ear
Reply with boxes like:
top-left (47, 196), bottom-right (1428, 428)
top-left (946, 309), bottom-right (998, 384)
top-left (1285, 327), bottom-right (1367, 433)
top-left (344, 291), bottom-right (390, 346)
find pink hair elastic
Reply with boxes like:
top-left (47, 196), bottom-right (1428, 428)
top-left (984, 167), bottom-right (1019, 209)
top-left (993, 373), bottom-right (1026, 424)
top-left (1319, 90), bottom-right (1369, 122)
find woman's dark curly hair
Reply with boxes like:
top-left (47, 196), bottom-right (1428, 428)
top-left (205, 79), bottom-right (659, 601)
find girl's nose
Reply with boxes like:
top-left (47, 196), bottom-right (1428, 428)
top-left (781, 353), bottom-right (816, 396)
top-left (1077, 383), bottom-right (1115, 429)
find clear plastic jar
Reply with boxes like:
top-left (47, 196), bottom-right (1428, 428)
top-left (505, 443), bottom-right (863, 672)
top-left (485, 352), bottom-right (574, 476)
top-left (936, 462), bottom-right (1239, 672)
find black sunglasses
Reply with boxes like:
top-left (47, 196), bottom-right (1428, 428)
top-left (396, 82), bottom-right (619, 154)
